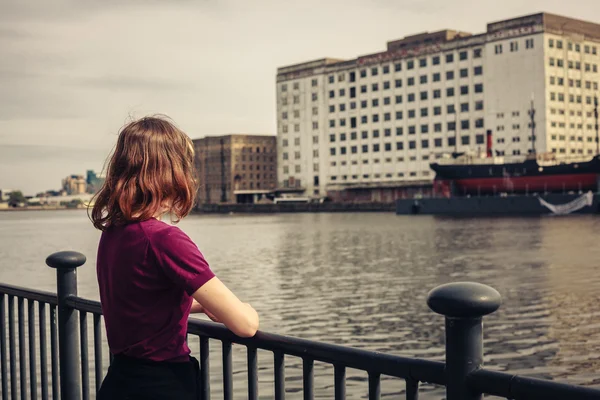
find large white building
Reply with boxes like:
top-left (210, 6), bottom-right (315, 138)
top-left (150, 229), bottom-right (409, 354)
top-left (276, 13), bottom-right (600, 201)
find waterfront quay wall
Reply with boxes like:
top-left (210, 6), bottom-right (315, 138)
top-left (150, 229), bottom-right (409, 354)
top-left (196, 202), bottom-right (395, 214)
top-left (396, 193), bottom-right (600, 215)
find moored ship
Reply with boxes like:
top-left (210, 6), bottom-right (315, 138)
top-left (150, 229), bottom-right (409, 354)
top-left (431, 99), bottom-right (600, 197)
top-left (431, 151), bottom-right (600, 197)
top-left (396, 98), bottom-right (600, 215)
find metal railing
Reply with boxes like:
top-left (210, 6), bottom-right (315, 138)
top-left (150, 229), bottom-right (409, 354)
top-left (1, 251), bottom-right (600, 400)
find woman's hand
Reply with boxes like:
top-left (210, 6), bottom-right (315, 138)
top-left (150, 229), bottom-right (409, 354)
top-left (203, 308), bottom-right (221, 322)
top-left (191, 299), bottom-right (204, 313)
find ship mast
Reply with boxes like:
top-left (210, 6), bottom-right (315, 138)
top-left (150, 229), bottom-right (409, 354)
top-left (454, 110), bottom-right (459, 155)
top-left (528, 98), bottom-right (536, 156)
top-left (594, 94), bottom-right (599, 156)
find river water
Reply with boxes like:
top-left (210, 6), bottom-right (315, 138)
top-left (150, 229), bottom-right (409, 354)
top-left (1, 210), bottom-right (600, 399)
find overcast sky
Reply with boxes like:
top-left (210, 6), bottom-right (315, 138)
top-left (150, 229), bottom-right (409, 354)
top-left (1, 0), bottom-right (599, 195)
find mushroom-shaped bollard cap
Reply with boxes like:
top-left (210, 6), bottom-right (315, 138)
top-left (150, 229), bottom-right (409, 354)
top-left (46, 251), bottom-right (87, 270)
top-left (427, 282), bottom-right (501, 318)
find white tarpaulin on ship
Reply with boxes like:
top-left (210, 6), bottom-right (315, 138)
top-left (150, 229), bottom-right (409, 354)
top-left (538, 191), bottom-right (594, 215)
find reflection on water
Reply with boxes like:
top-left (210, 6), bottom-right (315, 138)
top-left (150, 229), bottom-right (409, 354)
top-left (1, 210), bottom-right (600, 398)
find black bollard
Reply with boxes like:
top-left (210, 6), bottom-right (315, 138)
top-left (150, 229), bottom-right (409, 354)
top-left (47, 251), bottom-right (86, 400)
top-left (427, 282), bottom-right (501, 400)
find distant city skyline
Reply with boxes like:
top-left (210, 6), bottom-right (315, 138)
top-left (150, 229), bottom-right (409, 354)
top-left (1, 0), bottom-right (599, 195)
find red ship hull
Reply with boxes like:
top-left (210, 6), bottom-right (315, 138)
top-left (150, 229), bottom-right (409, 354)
top-left (446, 173), bottom-right (598, 195)
top-left (431, 155), bottom-right (600, 196)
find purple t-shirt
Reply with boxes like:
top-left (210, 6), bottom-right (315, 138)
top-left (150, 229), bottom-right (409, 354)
top-left (97, 218), bottom-right (215, 362)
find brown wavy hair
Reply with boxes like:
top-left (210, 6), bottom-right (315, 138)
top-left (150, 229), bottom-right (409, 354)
top-left (90, 115), bottom-right (197, 231)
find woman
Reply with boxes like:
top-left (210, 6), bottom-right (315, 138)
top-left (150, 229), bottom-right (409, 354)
top-left (91, 116), bottom-right (259, 399)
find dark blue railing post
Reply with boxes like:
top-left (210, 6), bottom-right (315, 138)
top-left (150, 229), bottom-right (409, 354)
top-left (427, 282), bottom-right (501, 400)
top-left (47, 251), bottom-right (87, 400)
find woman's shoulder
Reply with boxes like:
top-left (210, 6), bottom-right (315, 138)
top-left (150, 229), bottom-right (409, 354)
top-left (139, 219), bottom-right (190, 245)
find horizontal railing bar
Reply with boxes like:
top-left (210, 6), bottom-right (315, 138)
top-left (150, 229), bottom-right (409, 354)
top-left (65, 296), bottom-right (102, 314)
top-left (187, 319), bottom-right (445, 384)
top-left (469, 369), bottom-right (600, 399)
top-left (0, 284), bottom-right (57, 305)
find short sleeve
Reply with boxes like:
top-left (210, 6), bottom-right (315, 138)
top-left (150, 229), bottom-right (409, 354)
top-left (149, 225), bottom-right (215, 295)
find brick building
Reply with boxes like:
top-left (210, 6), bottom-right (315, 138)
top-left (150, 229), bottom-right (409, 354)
top-left (193, 135), bottom-right (277, 204)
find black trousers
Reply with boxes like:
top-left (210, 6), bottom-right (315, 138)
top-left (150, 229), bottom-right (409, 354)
top-left (97, 354), bottom-right (201, 400)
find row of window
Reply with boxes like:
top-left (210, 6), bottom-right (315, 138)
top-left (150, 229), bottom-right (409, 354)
top-left (304, 86), bottom-right (485, 123)
top-left (549, 58), bottom-right (599, 71)
top-left (281, 138), bottom-right (301, 146)
top-left (281, 180), bottom-right (303, 188)
top-left (552, 148), bottom-right (596, 155)
top-left (327, 120), bottom-right (486, 141)
top-left (280, 102), bottom-right (484, 133)
top-left (233, 155), bottom-right (274, 162)
top-left (549, 39), bottom-right (598, 55)
top-left (550, 108), bottom-right (597, 118)
top-left (550, 121), bottom-right (598, 131)
top-left (494, 39), bottom-right (535, 54)
top-left (282, 165), bottom-right (303, 174)
top-left (236, 181), bottom-right (271, 189)
top-left (283, 164), bottom-right (444, 177)
top-left (233, 173), bottom-right (274, 179)
top-left (494, 136), bottom-right (535, 144)
top-left (329, 156), bottom-right (442, 166)
top-left (324, 49), bottom-right (484, 83)
top-left (282, 92), bottom-right (485, 124)
top-left (329, 172), bottom-right (430, 181)
top-left (329, 112), bottom-right (485, 128)
top-left (237, 146), bottom-right (273, 153)
top-left (284, 84), bottom-right (482, 104)
top-left (282, 152), bottom-right (302, 160)
top-left (550, 92), bottom-right (599, 104)
top-left (327, 135), bottom-right (487, 155)
top-left (350, 83), bottom-right (485, 102)
top-left (496, 111), bottom-right (522, 118)
top-left (233, 164), bottom-right (275, 171)
top-left (496, 150), bottom-right (527, 156)
top-left (549, 77), bottom-right (599, 90)
top-left (327, 69), bottom-right (484, 98)
top-left (495, 124), bottom-right (527, 131)
top-left (280, 103), bottom-right (485, 134)
top-left (550, 135), bottom-right (598, 142)
top-left (330, 100), bottom-right (485, 114)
